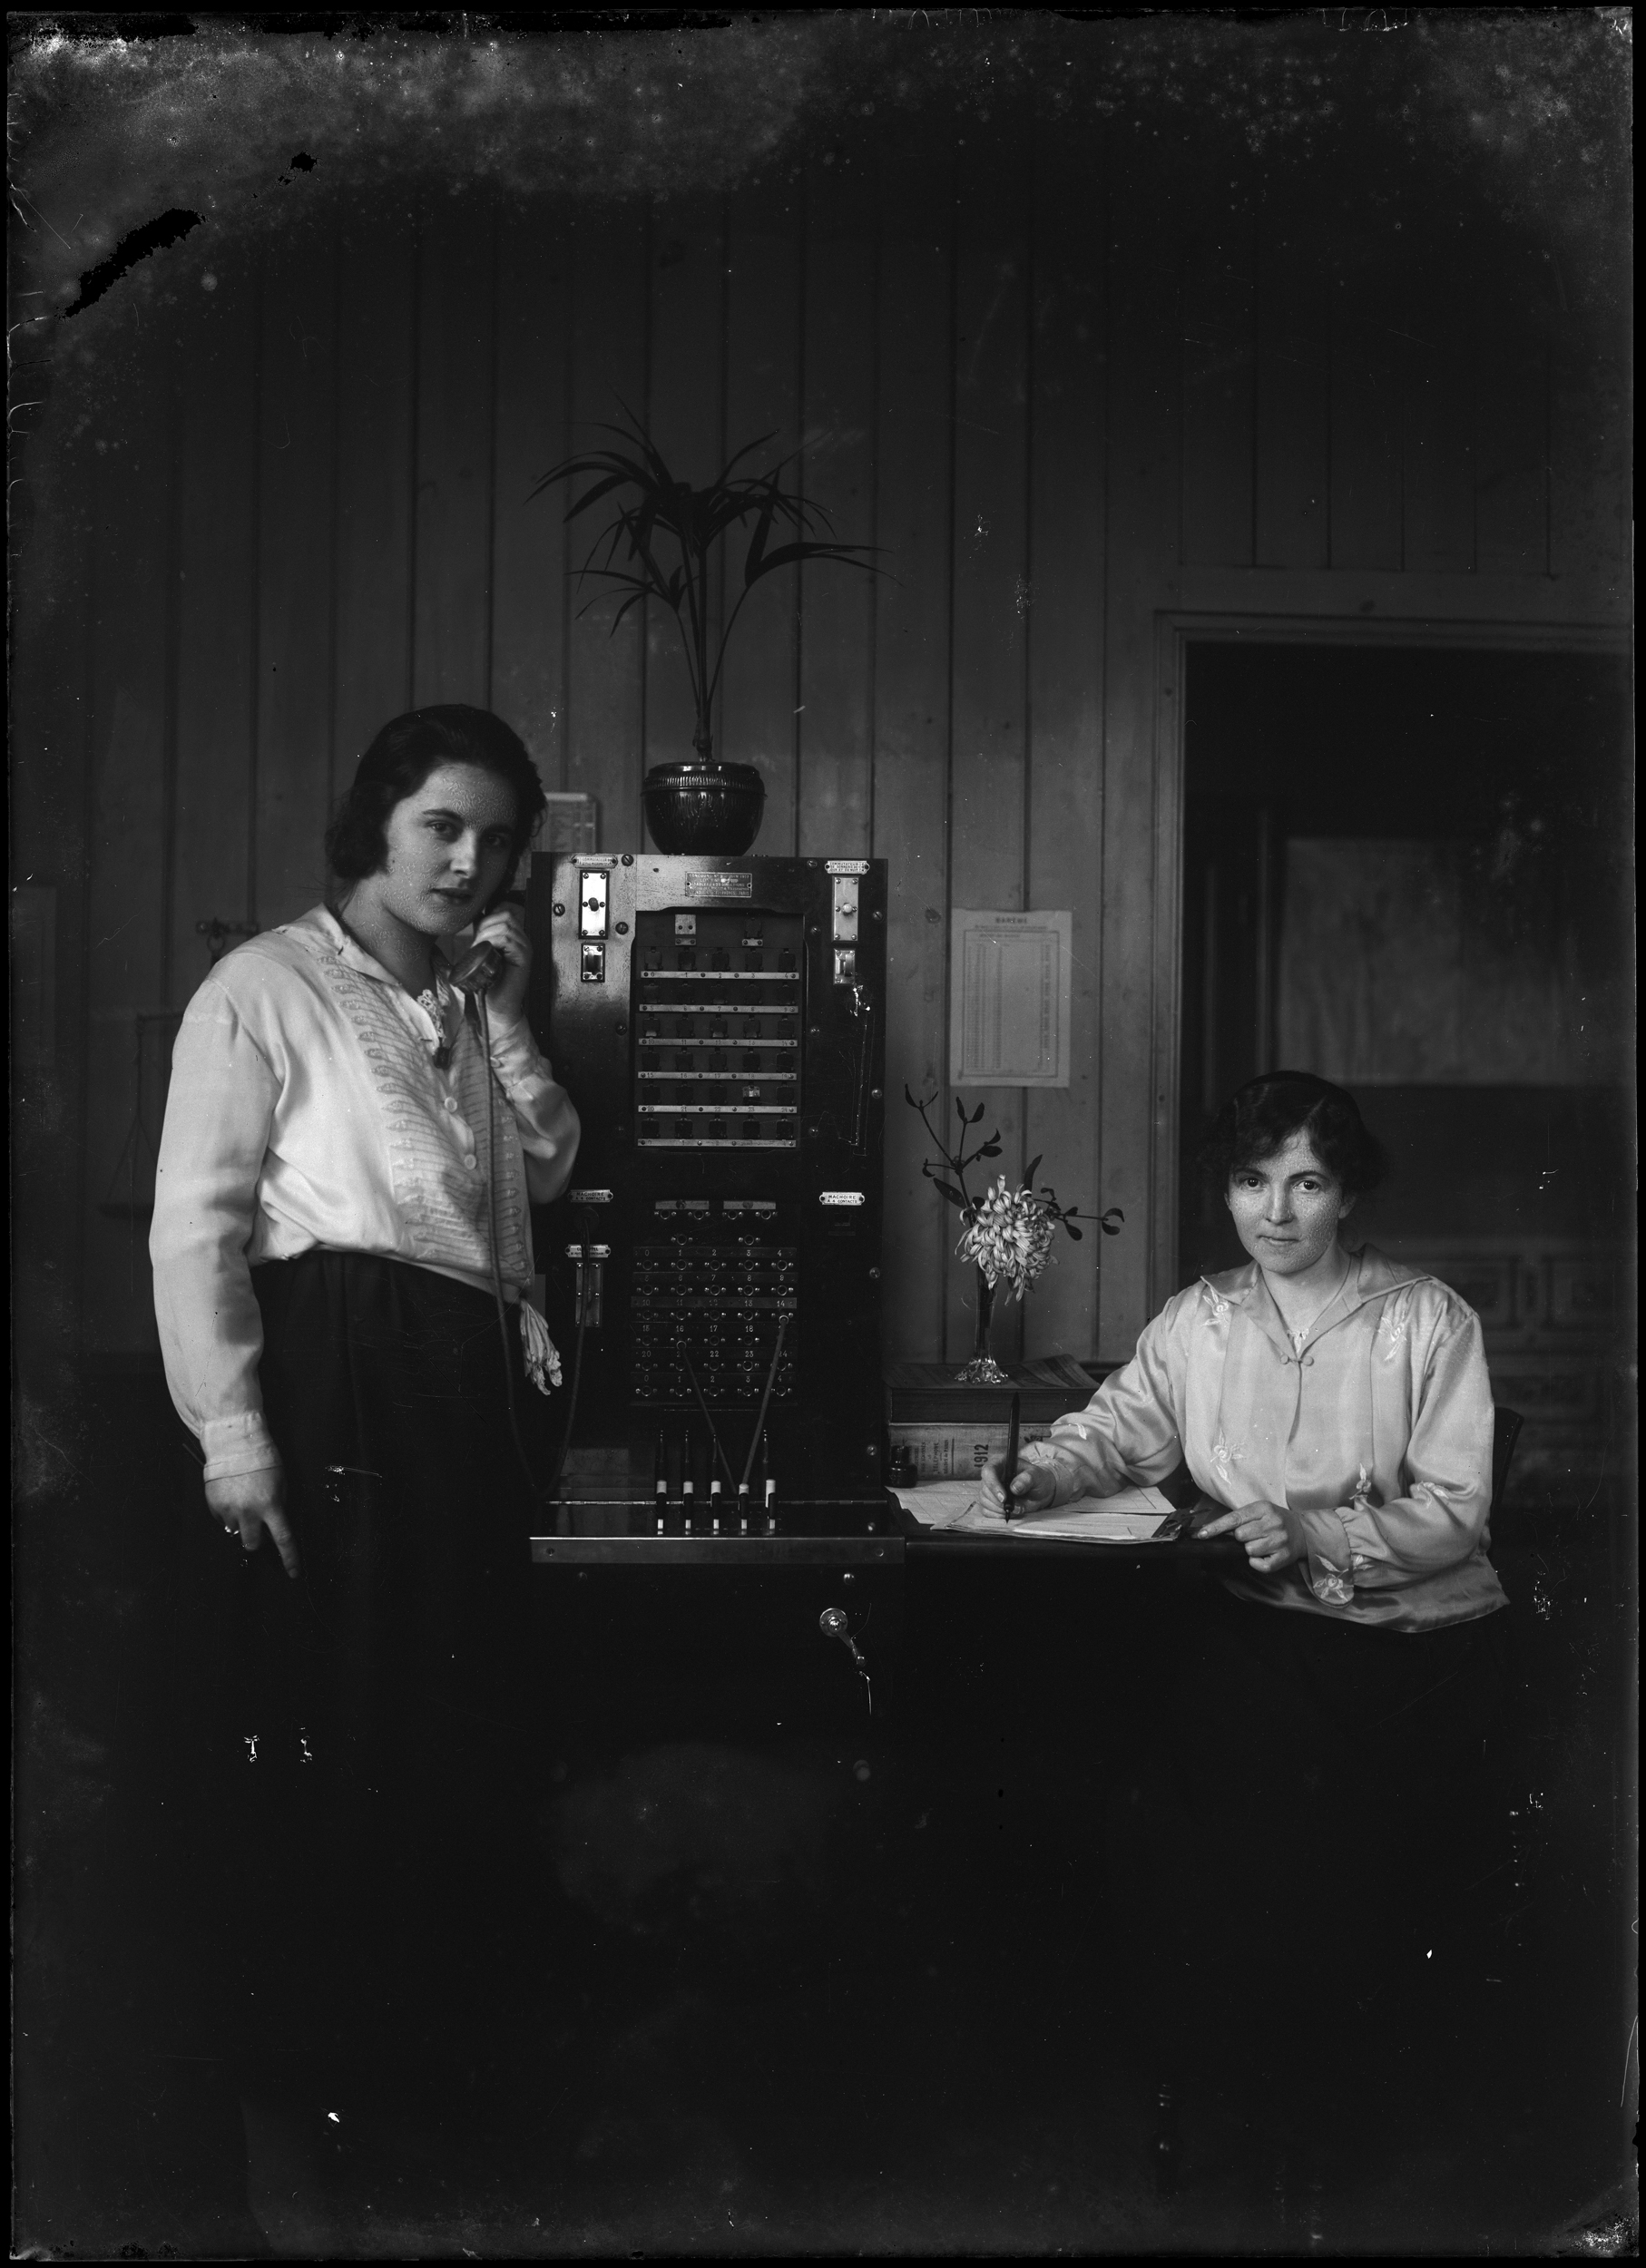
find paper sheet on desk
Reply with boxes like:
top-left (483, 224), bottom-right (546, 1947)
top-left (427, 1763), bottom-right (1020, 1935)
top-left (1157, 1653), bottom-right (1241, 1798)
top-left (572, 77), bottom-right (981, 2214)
top-left (893, 1480), bottom-right (1175, 1540)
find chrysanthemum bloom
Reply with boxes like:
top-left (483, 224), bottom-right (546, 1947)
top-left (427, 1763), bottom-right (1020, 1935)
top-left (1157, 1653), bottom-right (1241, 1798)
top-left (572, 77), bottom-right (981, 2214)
top-left (957, 1176), bottom-right (1060, 1302)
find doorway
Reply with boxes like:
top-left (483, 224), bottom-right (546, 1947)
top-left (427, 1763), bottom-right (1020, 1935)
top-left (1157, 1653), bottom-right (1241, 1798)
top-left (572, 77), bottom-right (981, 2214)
top-left (1177, 640), bottom-right (1631, 1480)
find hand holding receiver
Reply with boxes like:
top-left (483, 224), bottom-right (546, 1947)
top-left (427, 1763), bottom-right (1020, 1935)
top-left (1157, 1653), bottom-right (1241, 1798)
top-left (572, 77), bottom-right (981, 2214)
top-left (204, 1469), bottom-right (300, 1579)
top-left (456, 897), bottom-right (533, 1028)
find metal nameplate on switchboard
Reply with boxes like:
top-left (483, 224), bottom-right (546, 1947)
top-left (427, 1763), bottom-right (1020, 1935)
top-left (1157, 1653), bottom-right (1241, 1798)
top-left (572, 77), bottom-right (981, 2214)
top-left (826, 860), bottom-right (870, 875)
top-left (682, 871), bottom-right (754, 898)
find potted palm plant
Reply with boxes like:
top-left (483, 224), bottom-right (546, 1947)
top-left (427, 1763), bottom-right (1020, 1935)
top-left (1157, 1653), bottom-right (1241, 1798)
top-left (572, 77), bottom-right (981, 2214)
top-left (531, 408), bottom-right (883, 852)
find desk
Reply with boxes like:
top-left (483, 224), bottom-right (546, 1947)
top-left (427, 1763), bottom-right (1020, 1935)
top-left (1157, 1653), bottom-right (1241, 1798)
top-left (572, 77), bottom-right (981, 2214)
top-left (526, 1494), bottom-right (1243, 2195)
top-left (528, 1494), bottom-right (1243, 1745)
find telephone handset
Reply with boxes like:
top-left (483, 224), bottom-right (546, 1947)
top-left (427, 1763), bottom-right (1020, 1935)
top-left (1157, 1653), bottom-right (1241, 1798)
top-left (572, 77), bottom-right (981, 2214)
top-left (446, 936), bottom-right (504, 995)
top-left (446, 888), bottom-right (524, 995)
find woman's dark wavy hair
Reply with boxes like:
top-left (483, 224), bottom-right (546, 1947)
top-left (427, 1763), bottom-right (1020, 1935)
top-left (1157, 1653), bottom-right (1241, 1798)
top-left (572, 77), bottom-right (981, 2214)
top-left (1202, 1070), bottom-right (1388, 1197)
top-left (325, 706), bottom-right (547, 892)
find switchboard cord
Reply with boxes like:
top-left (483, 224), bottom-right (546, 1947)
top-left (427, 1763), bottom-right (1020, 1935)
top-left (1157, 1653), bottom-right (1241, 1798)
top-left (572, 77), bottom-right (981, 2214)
top-left (847, 983), bottom-right (876, 1153)
top-left (740, 1314), bottom-right (790, 1491)
top-left (680, 1347), bottom-right (738, 1491)
top-left (544, 1206), bottom-right (598, 1506)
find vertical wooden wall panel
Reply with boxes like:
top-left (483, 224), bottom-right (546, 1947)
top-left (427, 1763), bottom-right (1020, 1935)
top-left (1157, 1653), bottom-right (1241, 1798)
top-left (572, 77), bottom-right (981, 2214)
top-left (412, 206), bottom-right (496, 709)
top-left (1100, 162), bottom-right (1181, 1355)
top-left (50, 142), bottom-right (1631, 1366)
top-left (946, 127), bottom-right (1031, 1366)
top-left (1254, 214), bottom-right (1329, 569)
top-left (171, 269), bottom-right (258, 1002)
top-left (492, 210), bottom-right (573, 785)
top-left (872, 130), bottom-right (953, 1362)
top-left (644, 196), bottom-right (726, 778)
top-left (1328, 241), bottom-right (1403, 571)
top-left (1474, 275), bottom-right (1550, 576)
top-left (567, 211), bottom-right (650, 852)
top-left (1181, 195), bottom-right (1254, 569)
top-left (12, 399), bottom-right (94, 1383)
top-left (332, 222), bottom-right (416, 781)
top-left (1549, 308), bottom-right (1630, 593)
top-left (255, 228), bottom-right (338, 929)
top-left (797, 156), bottom-right (877, 859)
top-left (1023, 132), bottom-right (1106, 1364)
top-left (83, 333), bottom-right (174, 1352)
top-left (720, 184), bottom-right (802, 853)
top-left (1399, 219), bottom-right (1475, 575)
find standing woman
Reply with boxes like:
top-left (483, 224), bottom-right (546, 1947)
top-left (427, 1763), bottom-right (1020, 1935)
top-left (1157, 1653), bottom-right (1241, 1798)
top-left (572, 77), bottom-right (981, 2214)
top-left (152, 706), bottom-right (579, 2108)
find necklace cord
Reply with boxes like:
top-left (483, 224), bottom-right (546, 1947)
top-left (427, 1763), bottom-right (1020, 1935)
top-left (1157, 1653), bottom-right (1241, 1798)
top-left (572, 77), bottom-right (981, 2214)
top-left (1279, 1247), bottom-right (1352, 1344)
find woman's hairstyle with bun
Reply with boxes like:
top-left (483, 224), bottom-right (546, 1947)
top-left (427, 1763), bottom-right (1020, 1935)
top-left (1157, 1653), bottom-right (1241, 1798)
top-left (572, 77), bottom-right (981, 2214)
top-left (325, 706), bottom-right (546, 888)
top-left (1202, 1070), bottom-right (1388, 1197)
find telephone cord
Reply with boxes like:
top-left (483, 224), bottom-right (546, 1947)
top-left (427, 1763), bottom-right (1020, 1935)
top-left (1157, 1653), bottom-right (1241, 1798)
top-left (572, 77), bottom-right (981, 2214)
top-left (475, 987), bottom-right (545, 1507)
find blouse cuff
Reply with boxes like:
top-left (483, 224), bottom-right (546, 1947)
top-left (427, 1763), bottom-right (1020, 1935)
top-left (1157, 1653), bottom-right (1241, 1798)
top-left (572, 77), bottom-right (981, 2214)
top-left (1022, 1440), bottom-right (1086, 1508)
top-left (486, 1019), bottom-right (558, 1096)
top-left (1301, 1506), bottom-right (1357, 1607)
top-left (201, 1411), bottom-right (283, 1485)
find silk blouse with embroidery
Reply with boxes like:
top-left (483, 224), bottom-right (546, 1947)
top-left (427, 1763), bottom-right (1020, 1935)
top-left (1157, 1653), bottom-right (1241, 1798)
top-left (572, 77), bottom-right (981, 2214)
top-left (1021, 1246), bottom-right (1505, 1633)
top-left (151, 905), bottom-right (581, 1483)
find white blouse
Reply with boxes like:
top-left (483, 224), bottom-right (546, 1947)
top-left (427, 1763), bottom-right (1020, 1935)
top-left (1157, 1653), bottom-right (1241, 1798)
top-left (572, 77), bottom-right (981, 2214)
top-left (151, 905), bottom-right (580, 1483)
top-left (1022, 1246), bottom-right (1504, 1634)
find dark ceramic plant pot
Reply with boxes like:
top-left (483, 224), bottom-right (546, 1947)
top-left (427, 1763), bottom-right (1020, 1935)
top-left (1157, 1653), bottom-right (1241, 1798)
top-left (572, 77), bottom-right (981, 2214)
top-left (642, 762), bottom-right (766, 855)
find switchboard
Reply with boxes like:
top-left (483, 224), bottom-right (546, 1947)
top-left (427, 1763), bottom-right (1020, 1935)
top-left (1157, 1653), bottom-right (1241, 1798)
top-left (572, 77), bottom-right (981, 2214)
top-left (527, 854), bottom-right (887, 1510)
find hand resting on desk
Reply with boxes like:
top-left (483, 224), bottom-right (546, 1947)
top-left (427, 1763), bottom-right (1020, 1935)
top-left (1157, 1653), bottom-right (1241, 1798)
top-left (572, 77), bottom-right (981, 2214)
top-left (979, 1458), bottom-right (1298, 1564)
top-left (1192, 1498), bottom-right (1306, 1577)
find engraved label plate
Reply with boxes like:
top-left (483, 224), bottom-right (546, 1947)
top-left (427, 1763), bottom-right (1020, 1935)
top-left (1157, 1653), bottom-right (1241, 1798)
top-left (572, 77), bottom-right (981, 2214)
top-left (820, 1191), bottom-right (867, 1207)
top-left (683, 871), bottom-right (754, 899)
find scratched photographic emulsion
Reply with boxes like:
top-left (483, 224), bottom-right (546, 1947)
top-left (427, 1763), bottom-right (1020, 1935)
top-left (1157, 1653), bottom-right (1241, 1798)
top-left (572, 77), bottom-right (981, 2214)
top-left (11, 12), bottom-right (1634, 2259)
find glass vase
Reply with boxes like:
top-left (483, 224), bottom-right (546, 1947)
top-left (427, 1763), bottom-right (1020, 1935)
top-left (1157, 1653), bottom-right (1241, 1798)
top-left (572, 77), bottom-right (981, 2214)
top-left (955, 1267), bottom-right (1010, 1385)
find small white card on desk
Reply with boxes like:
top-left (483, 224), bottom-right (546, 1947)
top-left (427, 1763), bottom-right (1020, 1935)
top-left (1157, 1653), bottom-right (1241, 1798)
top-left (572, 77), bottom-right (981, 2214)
top-left (892, 1480), bottom-right (1174, 1540)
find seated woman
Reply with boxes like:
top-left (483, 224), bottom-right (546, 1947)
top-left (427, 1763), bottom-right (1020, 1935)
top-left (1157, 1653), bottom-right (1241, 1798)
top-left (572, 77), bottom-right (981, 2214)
top-left (983, 1070), bottom-right (1511, 2062)
top-left (151, 704), bottom-right (580, 2108)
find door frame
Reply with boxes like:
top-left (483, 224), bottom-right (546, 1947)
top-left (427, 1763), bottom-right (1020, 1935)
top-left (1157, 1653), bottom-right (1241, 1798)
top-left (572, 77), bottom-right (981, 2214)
top-left (1149, 609), bottom-right (1631, 1314)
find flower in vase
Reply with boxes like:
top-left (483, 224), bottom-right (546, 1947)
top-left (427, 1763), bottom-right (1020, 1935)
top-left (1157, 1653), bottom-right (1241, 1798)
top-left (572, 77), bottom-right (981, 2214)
top-left (956, 1176), bottom-right (1061, 1304)
top-left (903, 1091), bottom-right (1123, 1383)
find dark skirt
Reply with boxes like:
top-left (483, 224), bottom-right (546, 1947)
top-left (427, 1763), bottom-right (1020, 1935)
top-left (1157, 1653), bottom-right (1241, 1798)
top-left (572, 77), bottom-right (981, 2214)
top-left (1107, 1581), bottom-right (1514, 2063)
top-left (206, 1252), bottom-right (548, 2080)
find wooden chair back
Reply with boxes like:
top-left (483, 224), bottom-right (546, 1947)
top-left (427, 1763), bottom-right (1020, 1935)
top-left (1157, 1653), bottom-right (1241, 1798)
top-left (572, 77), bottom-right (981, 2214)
top-left (1491, 1406), bottom-right (1524, 1525)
